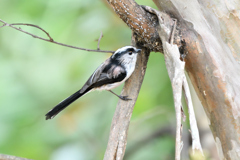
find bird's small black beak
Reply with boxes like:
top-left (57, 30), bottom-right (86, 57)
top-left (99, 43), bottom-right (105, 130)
top-left (136, 49), bottom-right (142, 53)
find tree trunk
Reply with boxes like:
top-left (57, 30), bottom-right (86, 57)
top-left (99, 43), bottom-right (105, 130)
top-left (104, 33), bottom-right (150, 160)
top-left (153, 0), bottom-right (240, 159)
top-left (106, 0), bottom-right (240, 159)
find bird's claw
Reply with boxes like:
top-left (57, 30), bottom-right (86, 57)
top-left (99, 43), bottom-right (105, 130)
top-left (120, 96), bottom-right (132, 101)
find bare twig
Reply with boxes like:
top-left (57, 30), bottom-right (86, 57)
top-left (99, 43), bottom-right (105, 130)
top-left (0, 154), bottom-right (32, 160)
top-left (0, 19), bottom-right (114, 53)
top-left (97, 31), bottom-right (103, 50)
top-left (182, 77), bottom-right (203, 153)
top-left (164, 42), bottom-right (185, 160)
top-left (181, 107), bottom-right (186, 122)
top-left (0, 23), bottom-right (6, 29)
top-left (170, 19), bottom-right (177, 45)
top-left (104, 32), bottom-right (150, 160)
top-left (11, 23), bottom-right (54, 41)
top-left (125, 126), bottom-right (175, 159)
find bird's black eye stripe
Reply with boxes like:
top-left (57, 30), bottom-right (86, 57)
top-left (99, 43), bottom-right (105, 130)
top-left (127, 48), bottom-right (134, 52)
top-left (127, 48), bottom-right (134, 55)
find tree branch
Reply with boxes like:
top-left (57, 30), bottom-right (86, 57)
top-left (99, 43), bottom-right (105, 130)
top-left (0, 154), bottom-right (31, 160)
top-left (104, 32), bottom-right (150, 160)
top-left (97, 31), bottom-right (103, 50)
top-left (182, 77), bottom-right (202, 152)
top-left (125, 126), bottom-right (175, 159)
top-left (10, 23), bottom-right (54, 42)
top-left (105, 0), bottom-right (163, 52)
top-left (164, 43), bottom-right (185, 160)
top-left (0, 19), bottom-right (114, 54)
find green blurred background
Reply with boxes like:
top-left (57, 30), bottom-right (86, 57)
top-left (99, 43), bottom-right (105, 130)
top-left (0, 0), bottom-right (217, 160)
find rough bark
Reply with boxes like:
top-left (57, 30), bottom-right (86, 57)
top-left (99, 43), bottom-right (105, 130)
top-left (104, 33), bottom-right (150, 160)
top-left (106, 0), bottom-right (240, 159)
top-left (105, 0), bottom-right (162, 52)
top-left (152, 0), bottom-right (240, 159)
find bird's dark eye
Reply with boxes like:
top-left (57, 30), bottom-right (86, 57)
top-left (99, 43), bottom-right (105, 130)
top-left (128, 52), bottom-right (132, 55)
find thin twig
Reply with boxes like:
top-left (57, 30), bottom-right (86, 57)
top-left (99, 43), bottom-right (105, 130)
top-left (0, 23), bottom-right (6, 29)
top-left (170, 19), bottom-right (177, 45)
top-left (0, 19), bottom-right (114, 53)
top-left (167, 20), bottom-right (184, 160)
top-left (125, 126), bottom-right (174, 159)
top-left (182, 77), bottom-right (203, 153)
top-left (97, 31), bottom-right (103, 50)
top-left (181, 106), bottom-right (186, 122)
top-left (11, 23), bottom-right (54, 41)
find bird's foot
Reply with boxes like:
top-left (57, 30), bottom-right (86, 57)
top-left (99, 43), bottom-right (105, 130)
top-left (119, 96), bottom-right (132, 101)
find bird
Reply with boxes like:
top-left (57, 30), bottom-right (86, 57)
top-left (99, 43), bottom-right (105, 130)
top-left (45, 46), bottom-right (141, 120)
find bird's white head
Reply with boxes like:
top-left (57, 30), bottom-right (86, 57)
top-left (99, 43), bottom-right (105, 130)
top-left (111, 46), bottom-right (141, 66)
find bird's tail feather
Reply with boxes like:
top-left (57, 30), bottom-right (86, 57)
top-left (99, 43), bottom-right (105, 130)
top-left (45, 89), bottom-right (88, 120)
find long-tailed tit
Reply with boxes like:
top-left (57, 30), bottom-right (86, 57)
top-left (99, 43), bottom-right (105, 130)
top-left (45, 46), bottom-right (141, 120)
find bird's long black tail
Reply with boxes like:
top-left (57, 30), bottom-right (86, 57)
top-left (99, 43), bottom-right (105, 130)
top-left (45, 89), bottom-right (88, 120)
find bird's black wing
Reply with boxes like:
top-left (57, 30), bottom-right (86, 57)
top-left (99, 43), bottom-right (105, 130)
top-left (79, 60), bottom-right (107, 93)
top-left (80, 60), bottom-right (127, 92)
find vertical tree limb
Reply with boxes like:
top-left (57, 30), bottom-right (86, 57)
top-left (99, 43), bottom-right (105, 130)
top-left (182, 77), bottom-right (202, 152)
top-left (103, 33), bottom-right (150, 160)
top-left (164, 43), bottom-right (185, 160)
top-left (141, 6), bottom-right (184, 159)
top-left (141, 6), bottom-right (203, 159)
